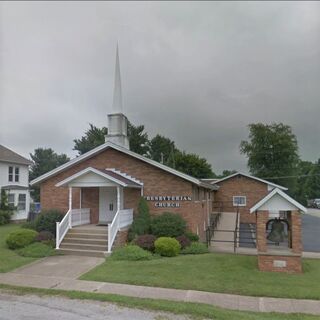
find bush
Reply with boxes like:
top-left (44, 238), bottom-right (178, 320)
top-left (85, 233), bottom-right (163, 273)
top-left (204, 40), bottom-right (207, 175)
top-left (0, 210), bottom-right (12, 225)
top-left (181, 242), bottom-right (209, 255)
top-left (154, 237), bottom-right (181, 257)
top-left (176, 235), bottom-right (191, 249)
top-left (34, 209), bottom-right (64, 236)
top-left (150, 212), bottom-right (187, 238)
top-left (17, 242), bottom-right (57, 258)
top-left (21, 220), bottom-right (37, 230)
top-left (111, 245), bottom-right (153, 261)
top-left (128, 197), bottom-right (151, 241)
top-left (134, 234), bottom-right (156, 251)
top-left (6, 228), bottom-right (38, 249)
top-left (36, 231), bottom-right (54, 242)
top-left (184, 231), bottom-right (199, 242)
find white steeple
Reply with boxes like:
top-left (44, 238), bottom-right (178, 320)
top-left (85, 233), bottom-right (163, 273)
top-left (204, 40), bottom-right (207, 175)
top-left (105, 45), bottom-right (130, 149)
top-left (112, 44), bottom-right (123, 112)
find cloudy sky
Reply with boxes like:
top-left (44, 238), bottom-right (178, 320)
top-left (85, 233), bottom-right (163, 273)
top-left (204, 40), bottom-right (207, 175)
top-left (0, 1), bottom-right (319, 174)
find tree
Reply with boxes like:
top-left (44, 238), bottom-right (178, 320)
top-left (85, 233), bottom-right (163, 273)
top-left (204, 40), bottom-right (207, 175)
top-left (304, 159), bottom-right (320, 201)
top-left (127, 121), bottom-right (150, 156)
top-left (30, 148), bottom-right (70, 201)
top-left (294, 160), bottom-right (315, 204)
top-left (149, 134), bottom-right (177, 164)
top-left (73, 124), bottom-right (108, 155)
top-left (218, 170), bottom-right (237, 178)
top-left (174, 151), bottom-right (215, 179)
top-left (240, 123), bottom-right (299, 193)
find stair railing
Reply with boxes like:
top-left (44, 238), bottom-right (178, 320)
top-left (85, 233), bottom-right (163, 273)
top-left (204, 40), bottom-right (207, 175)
top-left (56, 209), bottom-right (72, 249)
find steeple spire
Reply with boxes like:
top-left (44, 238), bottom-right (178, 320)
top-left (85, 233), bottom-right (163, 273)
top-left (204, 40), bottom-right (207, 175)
top-left (112, 43), bottom-right (122, 112)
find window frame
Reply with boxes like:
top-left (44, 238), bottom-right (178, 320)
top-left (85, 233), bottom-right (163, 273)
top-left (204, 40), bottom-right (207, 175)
top-left (15, 167), bottom-right (20, 182)
top-left (233, 196), bottom-right (246, 207)
top-left (8, 166), bottom-right (13, 182)
top-left (17, 194), bottom-right (26, 211)
top-left (8, 193), bottom-right (15, 209)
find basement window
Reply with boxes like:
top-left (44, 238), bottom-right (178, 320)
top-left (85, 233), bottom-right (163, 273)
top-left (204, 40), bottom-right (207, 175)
top-left (233, 196), bottom-right (246, 207)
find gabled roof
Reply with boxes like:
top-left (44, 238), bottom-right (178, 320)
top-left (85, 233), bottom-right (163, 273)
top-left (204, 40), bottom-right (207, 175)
top-left (31, 142), bottom-right (218, 190)
top-left (250, 188), bottom-right (307, 213)
top-left (55, 167), bottom-right (142, 188)
top-left (0, 144), bottom-right (33, 166)
top-left (213, 172), bottom-right (288, 191)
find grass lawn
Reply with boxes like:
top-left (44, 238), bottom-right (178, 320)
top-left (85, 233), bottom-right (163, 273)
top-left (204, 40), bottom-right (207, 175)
top-left (0, 284), bottom-right (318, 320)
top-left (0, 224), bottom-right (36, 272)
top-left (81, 253), bottom-right (320, 300)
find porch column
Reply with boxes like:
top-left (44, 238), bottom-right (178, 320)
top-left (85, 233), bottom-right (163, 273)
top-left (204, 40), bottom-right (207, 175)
top-left (68, 187), bottom-right (72, 228)
top-left (117, 186), bottom-right (121, 211)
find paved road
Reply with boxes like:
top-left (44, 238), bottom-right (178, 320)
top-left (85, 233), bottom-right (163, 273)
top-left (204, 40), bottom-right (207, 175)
top-left (302, 212), bottom-right (320, 252)
top-left (0, 292), bottom-right (188, 320)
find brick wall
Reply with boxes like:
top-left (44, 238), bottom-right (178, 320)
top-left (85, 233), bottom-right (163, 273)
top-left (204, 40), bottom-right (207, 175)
top-left (214, 175), bottom-right (269, 223)
top-left (40, 147), bottom-right (210, 241)
top-left (258, 254), bottom-right (302, 273)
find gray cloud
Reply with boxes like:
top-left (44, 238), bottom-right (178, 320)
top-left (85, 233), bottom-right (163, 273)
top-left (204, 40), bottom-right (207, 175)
top-left (0, 1), bottom-right (319, 174)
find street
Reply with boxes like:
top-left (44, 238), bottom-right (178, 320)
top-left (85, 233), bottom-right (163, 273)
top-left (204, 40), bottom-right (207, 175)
top-left (0, 292), bottom-right (189, 320)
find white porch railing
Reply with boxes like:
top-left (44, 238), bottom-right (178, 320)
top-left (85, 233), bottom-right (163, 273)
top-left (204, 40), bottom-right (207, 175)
top-left (56, 208), bottom-right (91, 249)
top-left (108, 208), bottom-right (133, 252)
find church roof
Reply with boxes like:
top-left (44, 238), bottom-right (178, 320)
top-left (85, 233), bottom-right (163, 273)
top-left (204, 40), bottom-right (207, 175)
top-left (30, 142), bottom-right (218, 190)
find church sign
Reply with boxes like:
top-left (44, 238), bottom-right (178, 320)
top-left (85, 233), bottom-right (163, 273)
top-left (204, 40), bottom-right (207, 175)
top-left (144, 195), bottom-right (192, 208)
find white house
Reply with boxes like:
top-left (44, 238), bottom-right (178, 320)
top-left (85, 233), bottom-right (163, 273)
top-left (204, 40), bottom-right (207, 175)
top-left (0, 144), bottom-right (33, 220)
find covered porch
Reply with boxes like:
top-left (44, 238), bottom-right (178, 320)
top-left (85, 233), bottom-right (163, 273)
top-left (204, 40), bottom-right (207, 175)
top-left (54, 167), bottom-right (143, 252)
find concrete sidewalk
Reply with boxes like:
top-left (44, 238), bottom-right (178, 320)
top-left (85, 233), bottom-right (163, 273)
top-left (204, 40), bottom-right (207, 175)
top-left (0, 256), bottom-right (320, 315)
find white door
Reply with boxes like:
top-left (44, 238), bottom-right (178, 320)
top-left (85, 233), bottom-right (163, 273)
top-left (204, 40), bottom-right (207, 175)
top-left (99, 187), bottom-right (117, 224)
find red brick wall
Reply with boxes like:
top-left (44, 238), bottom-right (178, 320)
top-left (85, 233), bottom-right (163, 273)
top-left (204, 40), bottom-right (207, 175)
top-left (214, 175), bottom-right (269, 223)
top-left (40, 148), bottom-right (210, 241)
top-left (258, 255), bottom-right (302, 273)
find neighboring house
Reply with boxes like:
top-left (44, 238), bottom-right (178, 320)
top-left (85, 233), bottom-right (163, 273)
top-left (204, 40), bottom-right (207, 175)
top-left (0, 144), bottom-right (33, 221)
top-left (212, 172), bottom-right (288, 223)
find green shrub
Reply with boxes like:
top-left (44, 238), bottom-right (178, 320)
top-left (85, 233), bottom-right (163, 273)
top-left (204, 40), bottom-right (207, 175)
top-left (134, 234), bottom-right (156, 251)
top-left (154, 237), bottom-right (181, 257)
top-left (34, 209), bottom-right (64, 236)
top-left (36, 231), bottom-right (54, 242)
top-left (111, 245), bottom-right (153, 261)
top-left (150, 212), bottom-right (187, 238)
top-left (0, 210), bottom-right (12, 225)
top-left (184, 231), bottom-right (199, 242)
top-left (21, 220), bottom-right (37, 230)
top-left (181, 242), bottom-right (209, 254)
top-left (6, 228), bottom-right (38, 249)
top-left (176, 235), bottom-right (191, 249)
top-left (17, 242), bottom-right (57, 258)
top-left (128, 197), bottom-right (151, 241)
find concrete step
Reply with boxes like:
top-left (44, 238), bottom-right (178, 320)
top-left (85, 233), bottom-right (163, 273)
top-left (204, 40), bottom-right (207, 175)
top-left (57, 248), bottom-right (106, 258)
top-left (65, 233), bottom-right (107, 240)
top-left (60, 243), bottom-right (107, 251)
top-left (69, 228), bottom-right (107, 235)
top-left (63, 237), bottom-right (107, 245)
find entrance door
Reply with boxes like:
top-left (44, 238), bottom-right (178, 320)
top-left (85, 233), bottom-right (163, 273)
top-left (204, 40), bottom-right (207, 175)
top-left (99, 187), bottom-right (117, 224)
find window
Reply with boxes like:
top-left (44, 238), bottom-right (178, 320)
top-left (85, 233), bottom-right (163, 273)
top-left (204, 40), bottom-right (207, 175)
top-left (233, 196), bottom-right (246, 206)
top-left (15, 167), bottom-right (20, 182)
top-left (8, 194), bottom-right (15, 208)
top-left (8, 166), bottom-right (19, 182)
top-left (18, 194), bottom-right (26, 210)
top-left (8, 166), bottom-right (13, 182)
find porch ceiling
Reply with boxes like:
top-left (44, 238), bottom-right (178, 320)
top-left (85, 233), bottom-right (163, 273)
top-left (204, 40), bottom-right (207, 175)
top-left (55, 167), bottom-right (142, 188)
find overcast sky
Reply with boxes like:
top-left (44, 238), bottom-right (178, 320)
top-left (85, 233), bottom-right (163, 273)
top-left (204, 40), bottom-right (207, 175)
top-left (0, 1), bottom-right (319, 174)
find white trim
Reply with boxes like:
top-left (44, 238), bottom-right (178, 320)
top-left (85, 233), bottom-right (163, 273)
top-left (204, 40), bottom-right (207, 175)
top-left (250, 188), bottom-right (307, 213)
top-left (55, 167), bottom-right (129, 188)
top-left (30, 142), bottom-right (218, 190)
top-left (106, 168), bottom-right (144, 186)
top-left (213, 172), bottom-right (288, 191)
top-left (233, 196), bottom-right (246, 207)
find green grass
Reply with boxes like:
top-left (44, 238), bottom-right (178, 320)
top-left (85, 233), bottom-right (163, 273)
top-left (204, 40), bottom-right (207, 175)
top-left (17, 242), bottom-right (57, 258)
top-left (81, 253), bottom-right (320, 300)
top-left (0, 224), bottom-right (36, 272)
top-left (0, 284), bottom-right (318, 320)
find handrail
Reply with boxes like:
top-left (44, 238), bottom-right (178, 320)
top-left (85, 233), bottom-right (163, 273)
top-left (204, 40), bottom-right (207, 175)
top-left (56, 209), bottom-right (71, 249)
top-left (233, 206), bottom-right (240, 253)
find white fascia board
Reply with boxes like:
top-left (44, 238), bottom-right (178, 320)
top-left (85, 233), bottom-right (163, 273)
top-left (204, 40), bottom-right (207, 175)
top-left (31, 142), bottom-right (213, 189)
top-left (250, 188), bottom-right (307, 213)
top-left (214, 172), bottom-right (288, 191)
top-left (55, 167), bottom-right (128, 187)
top-left (106, 168), bottom-right (144, 186)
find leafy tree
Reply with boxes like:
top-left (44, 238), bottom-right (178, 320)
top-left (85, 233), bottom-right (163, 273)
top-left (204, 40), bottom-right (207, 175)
top-left (218, 170), bottom-right (237, 178)
top-left (304, 159), bottom-right (320, 201)
top-left (240, 123), bottom-right (299, 193)
top-left (30, 148), bottom-right (70, 201)
top-left (127, 121), bottom-right (149, 156)
top-left (294, 160), bottom-right (315, 204)
top-left (174, 151), bottom-right (215, 179)
top-left (73, 124), bottom-right (108, 155)
top-left (149, 134), bottom-right (177, 164)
